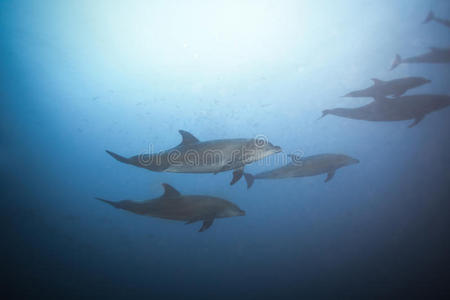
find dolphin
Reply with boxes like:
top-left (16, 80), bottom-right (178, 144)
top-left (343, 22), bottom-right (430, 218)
top-left (390, 48), bottom-right (450, 70)
top-left (105, 130), bottom-right (281, 185)
top-left (343, 77), bottom-right (430, 98)
top-left (320, 94), bottom-right (450, 128)
top-left (243, 154), bottom-right (359, 188)
top-left (423, 11), bottom-right (450, 28)
top-left (95, 183), bottom-right (245, 232)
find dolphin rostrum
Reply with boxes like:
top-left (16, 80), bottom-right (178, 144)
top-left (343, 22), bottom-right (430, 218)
top-left (343, 77), bottom-right (430, 98)
top-left (105, 130), bottom-right (281, 185)
top-left (243, 154), bottom-right (359, 188)
top-left (95, 183), bottom-right (245, 232)
top-left (423, 11), bottom-right (450, 28)
top-left (320, 94), bottom-right (450, 128)
top-left (390, 48), bottom-right (450, 70)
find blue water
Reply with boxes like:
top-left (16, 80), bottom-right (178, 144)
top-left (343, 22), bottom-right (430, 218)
top-left (2, 0), bottom-right (450, 299)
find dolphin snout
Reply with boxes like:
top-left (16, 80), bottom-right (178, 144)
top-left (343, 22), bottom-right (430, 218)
top-left (239, 210), bottom-right (246, 216)
top-left (352, 158), bottom-right (360, 164)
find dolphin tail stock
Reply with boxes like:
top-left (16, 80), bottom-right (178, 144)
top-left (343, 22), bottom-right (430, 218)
top-left (105, 150), bottom-right (131, 164)
top-left (94, 197), bottom-right (120, 209)
top-left (317, 110), bottom-right (330, 120)
top-left (243, 173), bottom-right (255, 189)
top-left (390, 54), bottom-right (402, 71)
top-left (422, 11), bottom-right (434, 24)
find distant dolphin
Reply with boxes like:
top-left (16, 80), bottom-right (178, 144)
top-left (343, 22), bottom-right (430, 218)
top-left (95, 183), bottom-right (245, 232)
top-left (243, 154), bottom-right (359, 188)
top-left (390, 48), bottom-right (450, 70)
top-left (106, 130), bottom-right (281, 185)
top-left (423, 11), bottom-right (450, 28)
top-left (320, 94), bottom-right (450, 128)
top-left (343, 77), bottom-right (430, 98)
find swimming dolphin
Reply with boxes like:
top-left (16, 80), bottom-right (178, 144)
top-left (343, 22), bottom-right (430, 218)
top-left (105, 130), bottom-right (281, 185)
top-left (343, 77), bottom-right (430, 98)
top-left (320, 94), bottom-right (450, 128)
top-left (243, 154), bottom-right (359, 188)
top-left (423, 11), bottom-right (450, 28)
top-left (390, 48), bottom-right (450, 70)
top-left (95, 183), bottom-right (245, 232)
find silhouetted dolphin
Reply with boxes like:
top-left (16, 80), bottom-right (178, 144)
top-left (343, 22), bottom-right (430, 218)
top-left (390, 48), bottom-right (450, 70)
top-left (320, 94), bottom-right (450, 128)
top-left (106, 130), bottom-right (281, 185)
top-left (423, 11), bottom-right (450, 28)
top-left (95, 183), bottom-right (245, 232)
top-left (343, 77), bottom-right (430, 98)
top-left (243, 154), bottom-right (359, 188)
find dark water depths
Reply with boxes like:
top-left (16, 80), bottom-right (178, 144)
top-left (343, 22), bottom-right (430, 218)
top-left (2, 0), bottom-right (450, 299)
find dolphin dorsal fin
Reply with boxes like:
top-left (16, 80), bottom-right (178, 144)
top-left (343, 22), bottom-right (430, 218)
top-left (371, 78), bottom-right (384, 85)
top-left (178, 130), bottom-right (200, 145)
top-left (161, 183), bottom-right (181, 198)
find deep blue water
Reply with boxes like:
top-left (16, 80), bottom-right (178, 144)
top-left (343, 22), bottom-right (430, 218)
top-left (2, 0), bottom-right (450, 299)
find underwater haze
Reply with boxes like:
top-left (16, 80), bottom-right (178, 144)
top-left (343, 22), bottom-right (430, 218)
top-left (2, 0), bottom-right (450, 299)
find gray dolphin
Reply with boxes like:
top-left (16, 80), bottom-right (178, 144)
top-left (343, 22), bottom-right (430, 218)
top-left (106, 130), bottom-right (281, 185)
top-left (423, 11), bottom-right (450, 28)
top-left (343, 77), bottom-right (430, 98)
top-left (243, 154), bottom-right (359, 188)
top-left (320, 94), bottom-right (450, 128)
top-left (95, 183), bottom-right (245, 232)
top-left (390, 48), bottom-right (450, 70)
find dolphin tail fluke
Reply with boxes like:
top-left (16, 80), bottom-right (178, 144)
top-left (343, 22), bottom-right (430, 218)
top-left (105, 150), bottom-right (131, 164)
top-left (243, 173), bottom-right (255, 189)
top-left (317, 110), bottom-right (330, 120)
top-left (390, 54), bottom-right (402, 70)
top-left (95, 197), bottom-right (120, 208)
top-left (422, 11), bottom-right (434, 24)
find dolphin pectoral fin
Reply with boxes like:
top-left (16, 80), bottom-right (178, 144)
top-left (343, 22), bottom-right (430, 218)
top-left (408, 115), bottom-right (425, 128)
top-left (243, 173), bottom-right (255, 189)
top-left (199, 219), bottom-right (214, 232)
top-left (230, 167), bottom-right (244, 185)
top-left (324, 171), bottom-right (335, 183)
top-left (393, 89), bottom-right (407, 98)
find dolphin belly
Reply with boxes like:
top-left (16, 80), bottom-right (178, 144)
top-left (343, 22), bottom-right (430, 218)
top-left (163, 163), bottom-right (225, 173)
